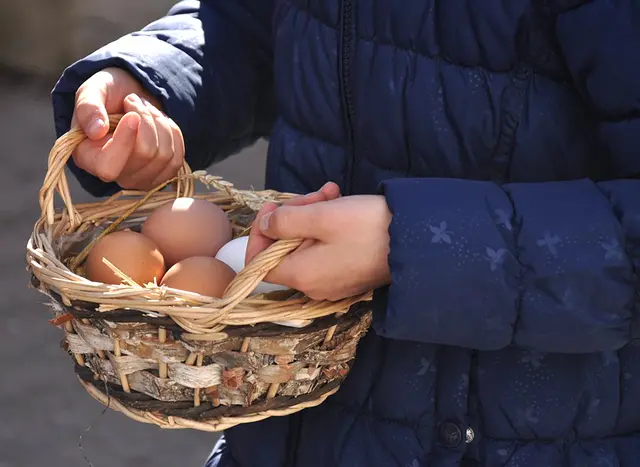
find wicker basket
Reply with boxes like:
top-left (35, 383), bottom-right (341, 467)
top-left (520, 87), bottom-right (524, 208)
top-left (26, 115), bottom-right (373, 432)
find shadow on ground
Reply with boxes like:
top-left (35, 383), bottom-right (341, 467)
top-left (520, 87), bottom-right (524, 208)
top-left (0, 77), bottom-right (267, 467)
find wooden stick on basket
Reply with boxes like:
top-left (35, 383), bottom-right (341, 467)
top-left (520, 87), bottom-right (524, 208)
top-left (26, 114), bottom-right (373, 431)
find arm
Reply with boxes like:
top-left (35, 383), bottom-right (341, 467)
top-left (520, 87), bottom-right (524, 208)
top-left (374, 0), bottom-right (640, 353)
top-left (376, 177), bottom-right (639, 353)
top-left (52, 0), bottom-right (275, 196)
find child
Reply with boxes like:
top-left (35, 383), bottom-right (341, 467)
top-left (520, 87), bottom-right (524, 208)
top-left (52, 1), bottom-right (640, 466)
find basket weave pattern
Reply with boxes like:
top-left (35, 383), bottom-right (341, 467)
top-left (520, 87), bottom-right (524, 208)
top-left (26, 115), bottom-right (372, 431)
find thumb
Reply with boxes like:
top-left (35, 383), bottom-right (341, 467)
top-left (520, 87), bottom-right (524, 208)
top-left (259, 204), bottom-right (322, 241)
top-left (74, 74), bottom-right (110, 140)
top-left (246, 185), bottom-right (338, 266)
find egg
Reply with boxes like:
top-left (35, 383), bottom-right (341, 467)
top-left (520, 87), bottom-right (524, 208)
top-left (216, 237), bottom-right (311, 328)
top-left (273, 319), bottom-right (312, 328)
top-left (160, 256), bottom-right (236, 297)
top-left (85, 230), bottom-right (165, 285)
top-left (215, 236), bottom-right (289, 295)
top-left (141, 197), bottom-right (232, 266)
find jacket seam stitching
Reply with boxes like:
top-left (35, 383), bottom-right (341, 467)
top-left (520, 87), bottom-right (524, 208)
top-left (489, 65), bottom-right (532, 184)
top-left (502, 186), bottom-right (526, 346)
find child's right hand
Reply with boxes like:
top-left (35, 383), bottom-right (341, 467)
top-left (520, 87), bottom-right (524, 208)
top-left (71, 67), bottom-right (185, 191)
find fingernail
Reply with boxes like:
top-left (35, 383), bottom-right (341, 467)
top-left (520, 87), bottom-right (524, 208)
top-left (88, 117), bottom-right (105, 136)
top-left (127, 93), bottom-right (141, 104)
top-left (260, 212), bottom-right (271, 231)
top-left (127, 115), bottom-right (139, 130)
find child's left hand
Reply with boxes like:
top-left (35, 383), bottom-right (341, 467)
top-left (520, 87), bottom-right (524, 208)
top-left (246, 194), bottom-right (392, 301)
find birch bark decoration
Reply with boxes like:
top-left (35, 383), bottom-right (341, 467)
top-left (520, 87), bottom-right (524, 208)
top-left (26, 114), bottom-right (373, 431)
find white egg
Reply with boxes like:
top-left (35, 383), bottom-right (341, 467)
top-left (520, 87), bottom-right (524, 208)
top-left (214, 236), bottom-right (248, 273)
top-left (216, 237), bottom-right (312, 328)
top-left (273, 319), bottom-right (313, 328)
top-left (215, 236), bottom-right (289, 295)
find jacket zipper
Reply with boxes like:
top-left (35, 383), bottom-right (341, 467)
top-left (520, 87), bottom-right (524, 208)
top-left (340, 0), bottom-right (356, 195)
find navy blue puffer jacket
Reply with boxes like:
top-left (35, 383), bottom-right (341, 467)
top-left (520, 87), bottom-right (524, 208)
top-left (51, 1), bottom-right (640, 466)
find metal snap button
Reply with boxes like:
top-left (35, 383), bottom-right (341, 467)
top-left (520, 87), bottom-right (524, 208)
top-left (439, 421), bottom-right (462, 447)
top-left (465, 427), bottom-right (475, 444)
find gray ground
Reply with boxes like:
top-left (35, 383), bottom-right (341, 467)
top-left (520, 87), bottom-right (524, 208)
top-left (0, 79), bottom-right (267, 467)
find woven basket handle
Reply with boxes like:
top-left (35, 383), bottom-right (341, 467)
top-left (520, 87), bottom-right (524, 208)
top-left (38, 114), bottom-right (193, 227)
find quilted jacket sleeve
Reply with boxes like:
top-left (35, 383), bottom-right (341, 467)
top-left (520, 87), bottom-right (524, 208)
top-left (51, 0), bottom-right (275, 197)
top-left (374, 0), bottom-right (640, 353)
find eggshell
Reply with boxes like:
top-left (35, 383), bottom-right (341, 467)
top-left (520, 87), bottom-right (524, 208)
top-left (215, 236), bottom-right (289, 295)
top-left (85, 230), bottom-right (165, 285)
top-left (272, 319), bottom-right (313, 328)
top-left (141, 197), bottom-right (232, 266)
top-left (215, 237), bottom-right (311, 328)
top-left (160, 256), bottom-right (236, 298)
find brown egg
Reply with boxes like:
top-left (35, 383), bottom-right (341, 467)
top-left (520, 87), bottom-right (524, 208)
top-left (160, 256), bottom-right (236, 297)
top-left (85, 230), bottom-right (165, 285)
top-left (141, 197), bottom-right (232, 266)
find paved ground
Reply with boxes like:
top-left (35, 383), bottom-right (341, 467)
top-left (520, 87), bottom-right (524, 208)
top-left (0, 77), bottom-right (267, 467)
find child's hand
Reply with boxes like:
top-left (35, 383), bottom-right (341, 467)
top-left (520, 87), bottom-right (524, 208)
top-left (248, 193), bottom-right (393, 301)
top-left (245, 182), bottom-right (341, 266)
top-left (71, 67), bottom-right (185, 191)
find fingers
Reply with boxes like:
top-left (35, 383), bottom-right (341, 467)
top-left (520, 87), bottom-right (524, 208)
top-left (73, 67), bottom-right (165, 143)
top-left (149, 106), bottom-right (185, 187)
top-left (259, 182), bottom-right (340, 240)
top-left (263, 243), bottom-right (328, 298)
top-left (114, 94), bottom-right (183, 190)
top-left (74, 73), bottom-right (110, 139)
top-left (259, 204), bottom-right (325, 241)
top-left (74, 112), bottom-right (140, 182)
top-left (245, 202), bottom-right (279, 266)
top-left (127, 94), bottom-right (158, 165)
top-left (263, 246), bottom-right (312, 291)
top-left (319, 181), bottom-right (341, 200)
top-left (71, 68), bottom-right (184, 189)
top-left (136, 113), bottom-right (174, 188)
top-left (282, 182), bottom-right (341, 207)
top-left (170, 120), bottom-right (186, 174)
top-left (115, 94), bottom-right (160, 188)
top-left (94, 113), bottom-right (140, 182)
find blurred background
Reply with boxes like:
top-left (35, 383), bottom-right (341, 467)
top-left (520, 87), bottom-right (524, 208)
top-left (0, 1), bottom-right (267, 466)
